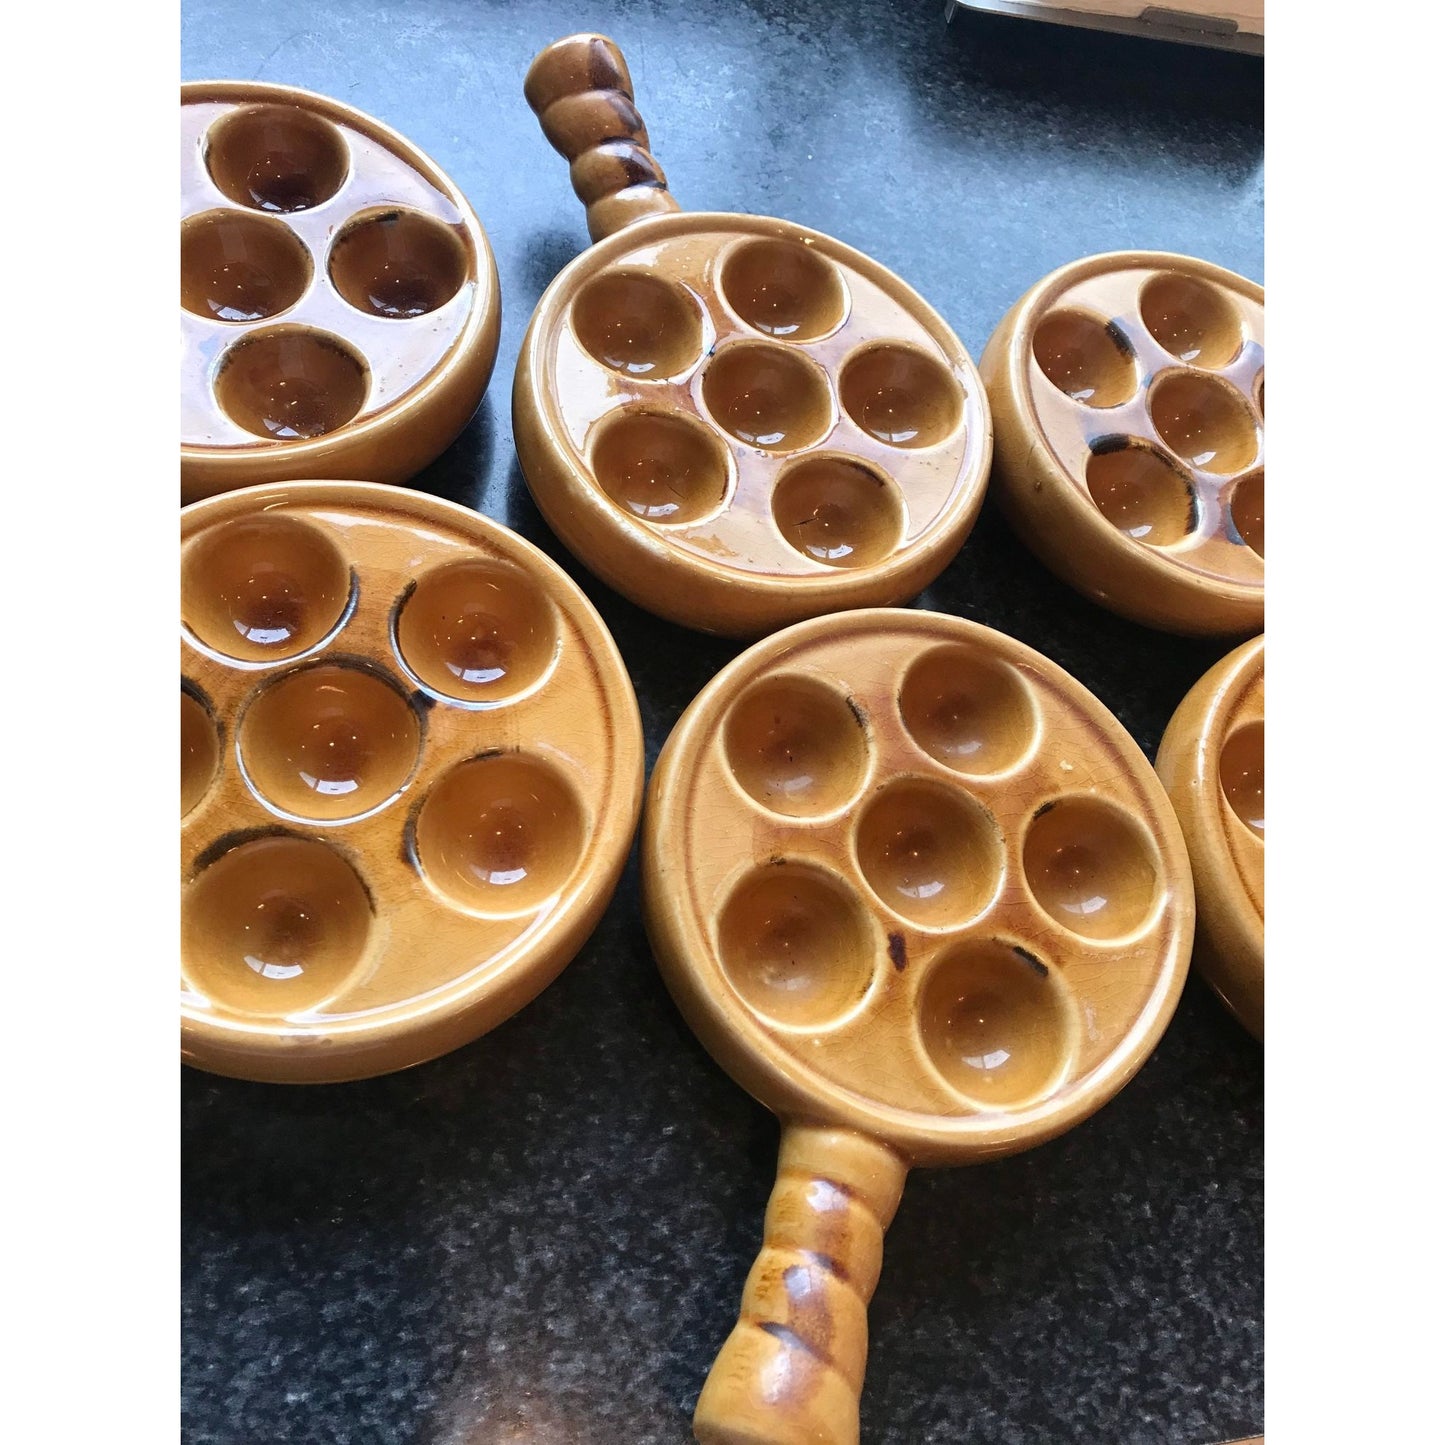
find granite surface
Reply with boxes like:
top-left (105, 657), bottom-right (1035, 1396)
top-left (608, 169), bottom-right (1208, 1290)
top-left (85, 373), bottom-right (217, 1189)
top-left (180, 2), bottom-right (1264, 1441)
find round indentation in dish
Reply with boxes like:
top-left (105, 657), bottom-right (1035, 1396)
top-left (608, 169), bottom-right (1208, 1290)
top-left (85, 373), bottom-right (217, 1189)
top-left (771, 456), bottom-right (903, 568)
top-left (1149, 372), bottom-right (1258, 474)
top-left (240, 664), bottom-right (421, 821)
top-left (898, 645), bottom-right (1038, 776)
top-left (328, 208), bottom-right (469, 319)
top-left (1032, 310), bottom-right (1137, 407)
top-left (415, 754), bottom-right (585, 915)
top-left (1220, 719), bottom-right (1264, 838)
top-left (180, 210), bottom-right (311, 322)
top-left (181, 689), bottom-right (220, 818)
top-left (1085, 445), bottom-right (1196, 545)
top-left (1138, 273), bottom-right (1244, 367)
top-left (590, 409), bottom-right (731, 524)
top-left (214, 327), bottom-right (369, 441)
top-left (1230, 470), bottom-right (1264, 557)
top-left (1023, 797), bottom-right (1160, 942)
top-left (204, 104), bottom-right (349, 213)
top-left (396, 560), bottom-right (557, 702)
top-left (856, 780), bottom-right (1000, 928)
top-left (701, 342), bottom-right (832, 451)
top-left (716, 862), bottom-right (874, 1030)
top-left (182, 513), bottom-right (351, 662)
top-left (718, 238), bottom-right (846, 341)
top-left (724, 675), bottom-right (869, 818)
top-left (918, 939), bottom-right (1072, 1108)
top-left (839, 344), bottom-right (963, 448)
top-left (571, 269), bottom-right (703, 377)
top-left (182, 834), bottom-right (372, 1016)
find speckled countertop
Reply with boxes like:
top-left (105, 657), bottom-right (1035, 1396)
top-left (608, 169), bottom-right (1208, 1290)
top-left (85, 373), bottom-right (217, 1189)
top-left (180, 3), bottom-right (1264, 1440)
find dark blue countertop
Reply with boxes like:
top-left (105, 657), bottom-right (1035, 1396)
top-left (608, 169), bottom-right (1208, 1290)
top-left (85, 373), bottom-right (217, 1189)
top-left (181, 3), bottom-right (1263, 1441)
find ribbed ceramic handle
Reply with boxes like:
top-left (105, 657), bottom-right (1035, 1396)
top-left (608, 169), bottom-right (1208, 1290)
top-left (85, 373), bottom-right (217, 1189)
top-left (693, 1124), bottom-right (909, 1445)
top-left (523, 32), bottom-right (681, 242)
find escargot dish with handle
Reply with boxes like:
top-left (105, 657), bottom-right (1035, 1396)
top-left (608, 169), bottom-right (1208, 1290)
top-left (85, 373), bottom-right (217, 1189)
top-left (644, 609), bottom-right (1194, 1444)
top-left (513, 35), bottom-right (992, 638)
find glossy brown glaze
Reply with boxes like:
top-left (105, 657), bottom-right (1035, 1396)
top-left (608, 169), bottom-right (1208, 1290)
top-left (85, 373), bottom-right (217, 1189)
top-left (180, 83), bottom-right (501, 502)
top-left (644, 610), bottom-right (1193, 1444)
top-left (1155, 634), bottom-right (1264, 1039)
top-left (980, 253), bottom-right (1263, 637)
top-left (514, 36), bottom-right (992, 638)
top-left (180, 482), bottom-right (643, 1083)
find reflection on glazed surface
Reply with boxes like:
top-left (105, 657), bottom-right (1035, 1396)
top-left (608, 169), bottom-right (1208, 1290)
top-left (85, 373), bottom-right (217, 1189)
top-left (701, 341), bottom-right (834, 451)
top-left (1085, 444), bottom-right (1195, 546)
top-left (1031, 309), bottom-right (1137, 407)
top-left (205, 104), bottom-right (350, 212)
top-left (855, 779), bottom-right (1000, 929)
top-left (328, 208), bottom-right (470, 319)
top-left (416, 754), bottom-right (586, 914)
top-left (1139, 271), bottom-right (1244, 367)
top-left (590, 409), bottom-right (732, 524)
top-left (213, 326), bottom-right (371, 440)
top-left (182, 834), bottom-right (373, 1016)
top-left (182, 513), bottom-right (352, 660)
top-left (239, 663), bottom-right (421, 821)
top-left (396, 560), bottom-right (558, 703)
top-left (897, 646), bottom-right (1039, 777)
top-left (771, 456), bottom-right (902, 568)
top-left (839, 343), bottom-right (963, 447)
top-left (723, 673), bottom-right (869, 818)
top-left (181, 209), bottom-right (313, 322)
top-left (719, 238), bottom-right (847, 339)
top-left (1022, 796), bottom-right (1161, 943)
top-left (918, 939), bottom-right (1074, 1107)
top-left (716, 861), bottom-right (875, 1030)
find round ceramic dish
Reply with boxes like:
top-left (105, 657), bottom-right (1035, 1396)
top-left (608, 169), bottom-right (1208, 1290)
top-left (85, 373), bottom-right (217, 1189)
top-left (643, 609), bottom-right (1193, 1445)
top-left (980, 252), bottom-right (1263, 636)
top-left (180, 481), bottom-right (643, 1083)
top-left (180, 82), bottom-right (501, 502)
top-left (1155, 634), bottom-right (1264, 1039)
top-left (513, 35), bottom-right (992, 638)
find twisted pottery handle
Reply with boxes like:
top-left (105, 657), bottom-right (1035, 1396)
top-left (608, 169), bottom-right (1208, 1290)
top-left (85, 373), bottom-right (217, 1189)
top-left (693, 1123), bottom-right (909, 1445)
top-left (524, 33), bottom-right (682, 242)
